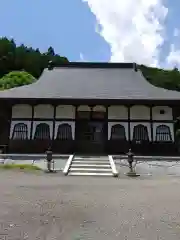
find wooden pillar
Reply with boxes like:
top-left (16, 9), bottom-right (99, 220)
top-left (90, 105), bottom-right (93, 119)
top-left (30, 104), bottom-right (34, 140)
top-left (105, 105), bottom-right (109, 153)
top-left (150, 105), bottom-right (153, 142)
top-left (7, 102), bottom-right (13, 153)
top-left (52, 104), bottom-right (56, 141)
top-left (172, 105), bottom-right (176, 142)
top-left (128, 105), bottom-right (131, 142)
top-left (74, 105), bottom-right (78, 141)
top-left (7, 103), bottom-right (13, 140)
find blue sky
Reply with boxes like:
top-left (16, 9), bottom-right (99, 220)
top-left (0, 0), bottom-right (180, 68)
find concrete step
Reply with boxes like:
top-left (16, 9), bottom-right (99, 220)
top-left (69, 168), bottom-right (112, 172)
top-left (68, 172), bottom-right (113, 176)
top-left (66, 155), bottom-right (114, 177)
top-left (71, 164), bottom-right (111, 168)
top-left (74, 157), bottom-right (109, 161)
top-left (72, 160), bottom-right (109, 164)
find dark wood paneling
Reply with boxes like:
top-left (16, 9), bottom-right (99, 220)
top-left (0, 102), bottom-right (11, 152)
top-left (7, 98), bottom-right (180, 106)
top-left (151, 142), bottom-right (177, 156)
top-left (11, 118), bottom-right (75, 121)
top-left (8, 139), bottom-right (178, 156)
top-left (108, 119), bottom-right (174, 123)
top-left (131, 141), bottom-right (151, 155)
top-left (9, 140), bottom-right (32, 154)
top-left (9, 140), bottom-right (51, 154)
top-left (107, 140), bottom-right (129, 154)
top-left (9, 140), bottom-right (75, 154)
top-left (53, 140), bottom-right (75, 154)
top-left (75, 140), bottom-right (106, 154)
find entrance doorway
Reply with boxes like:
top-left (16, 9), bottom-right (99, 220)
top-left (75, 106), bottom-right (107, 154)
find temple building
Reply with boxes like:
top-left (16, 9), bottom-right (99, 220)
top-left (0, 62), bottom-right (180, 155)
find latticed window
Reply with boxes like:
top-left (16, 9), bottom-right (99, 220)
top-left (12, 123), bottom-right (28, 140)
top-left (34, 123), bottom-right (50, 140)
top-left (133, 124), bottom-right (149, 141)
top-left (110, 124), bottom-right (126, 140)
top-left (56, 124), bottom-right (72, 140)
top-left (155, 125), bottom-right (172, 142)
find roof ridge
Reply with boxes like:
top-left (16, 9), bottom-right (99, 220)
top-left (47, 61), bottom-right (137, 70)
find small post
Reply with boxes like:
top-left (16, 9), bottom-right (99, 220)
top-left (126, 148), bottom-right (140, 177)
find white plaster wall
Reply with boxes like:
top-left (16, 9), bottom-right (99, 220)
top-left (93, 105), bottom-right (106, 112)
top-left (56, 105), bottom-right (75, 119)
top-left (10, 120), bottom-right (31, 139)
top-left (54, 121), bottom-right (75, 139)
top-left (77, 105), bottom-right (91, 112)
top-left (130, 105), bottom-right (150, 120)
top-left (34, 104), bottom-right (54, 119)
top-left (108, 106), bottom-right (128, 119)
top-left (32, 121), bottom-right (53, 139)
top-left (152, 106), bottom-right (173, 121)
top-left (12, 104), bottom-right (32, 118)
top-left (108, 122), bottom-right (128, 140)
top-left (153, 122), bottom-right (174, 141)
top-left (130, 122), bottom-right (151, 141)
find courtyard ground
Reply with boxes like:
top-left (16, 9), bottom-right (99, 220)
top-left (0, 171), bottom-right (180, 239)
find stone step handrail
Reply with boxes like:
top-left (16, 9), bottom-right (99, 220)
top-left (63, 155), bottom-right (74, 175)
top-left (108, 155), bottom-right (119, 177)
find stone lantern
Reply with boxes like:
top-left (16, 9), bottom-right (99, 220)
top-left (126, 149), bottom-right (140, 177)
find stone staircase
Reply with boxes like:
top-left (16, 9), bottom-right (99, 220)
top-left (67, 155), bottom-right (117, 177)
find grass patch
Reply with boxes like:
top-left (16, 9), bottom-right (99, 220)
top-left (0, 164), bottom-right (41, 171)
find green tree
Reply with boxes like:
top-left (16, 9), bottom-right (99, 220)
top-left (139, 65), bottom-right (180, 91)
top-left (0, 37), bottom-right (16, 77)
top-left (0, 71), bottom-right (36, 89)
top-left (0, 37), bottom-right (68, 79)
top-left (47, 46), bottom-right (55, 56)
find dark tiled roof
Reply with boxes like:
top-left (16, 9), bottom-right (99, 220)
top-left (0, 63), bottom-right (180, 100)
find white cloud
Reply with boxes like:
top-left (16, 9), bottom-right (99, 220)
top-left (165, 28), bottom-right (180, 69)
top-left (173, 28), bottom-right (180, 37)
top-left (166, 44), bottom-right (180, 69)
top-left (82, 0), bottom-right (168, 67)
top-left (78, 52), bottom-right (86, 61)
top-left (80, 53), bottom-right (85, 61)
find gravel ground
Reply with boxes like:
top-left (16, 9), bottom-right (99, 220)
top-left (0, 171), bottom-right (180, 239)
